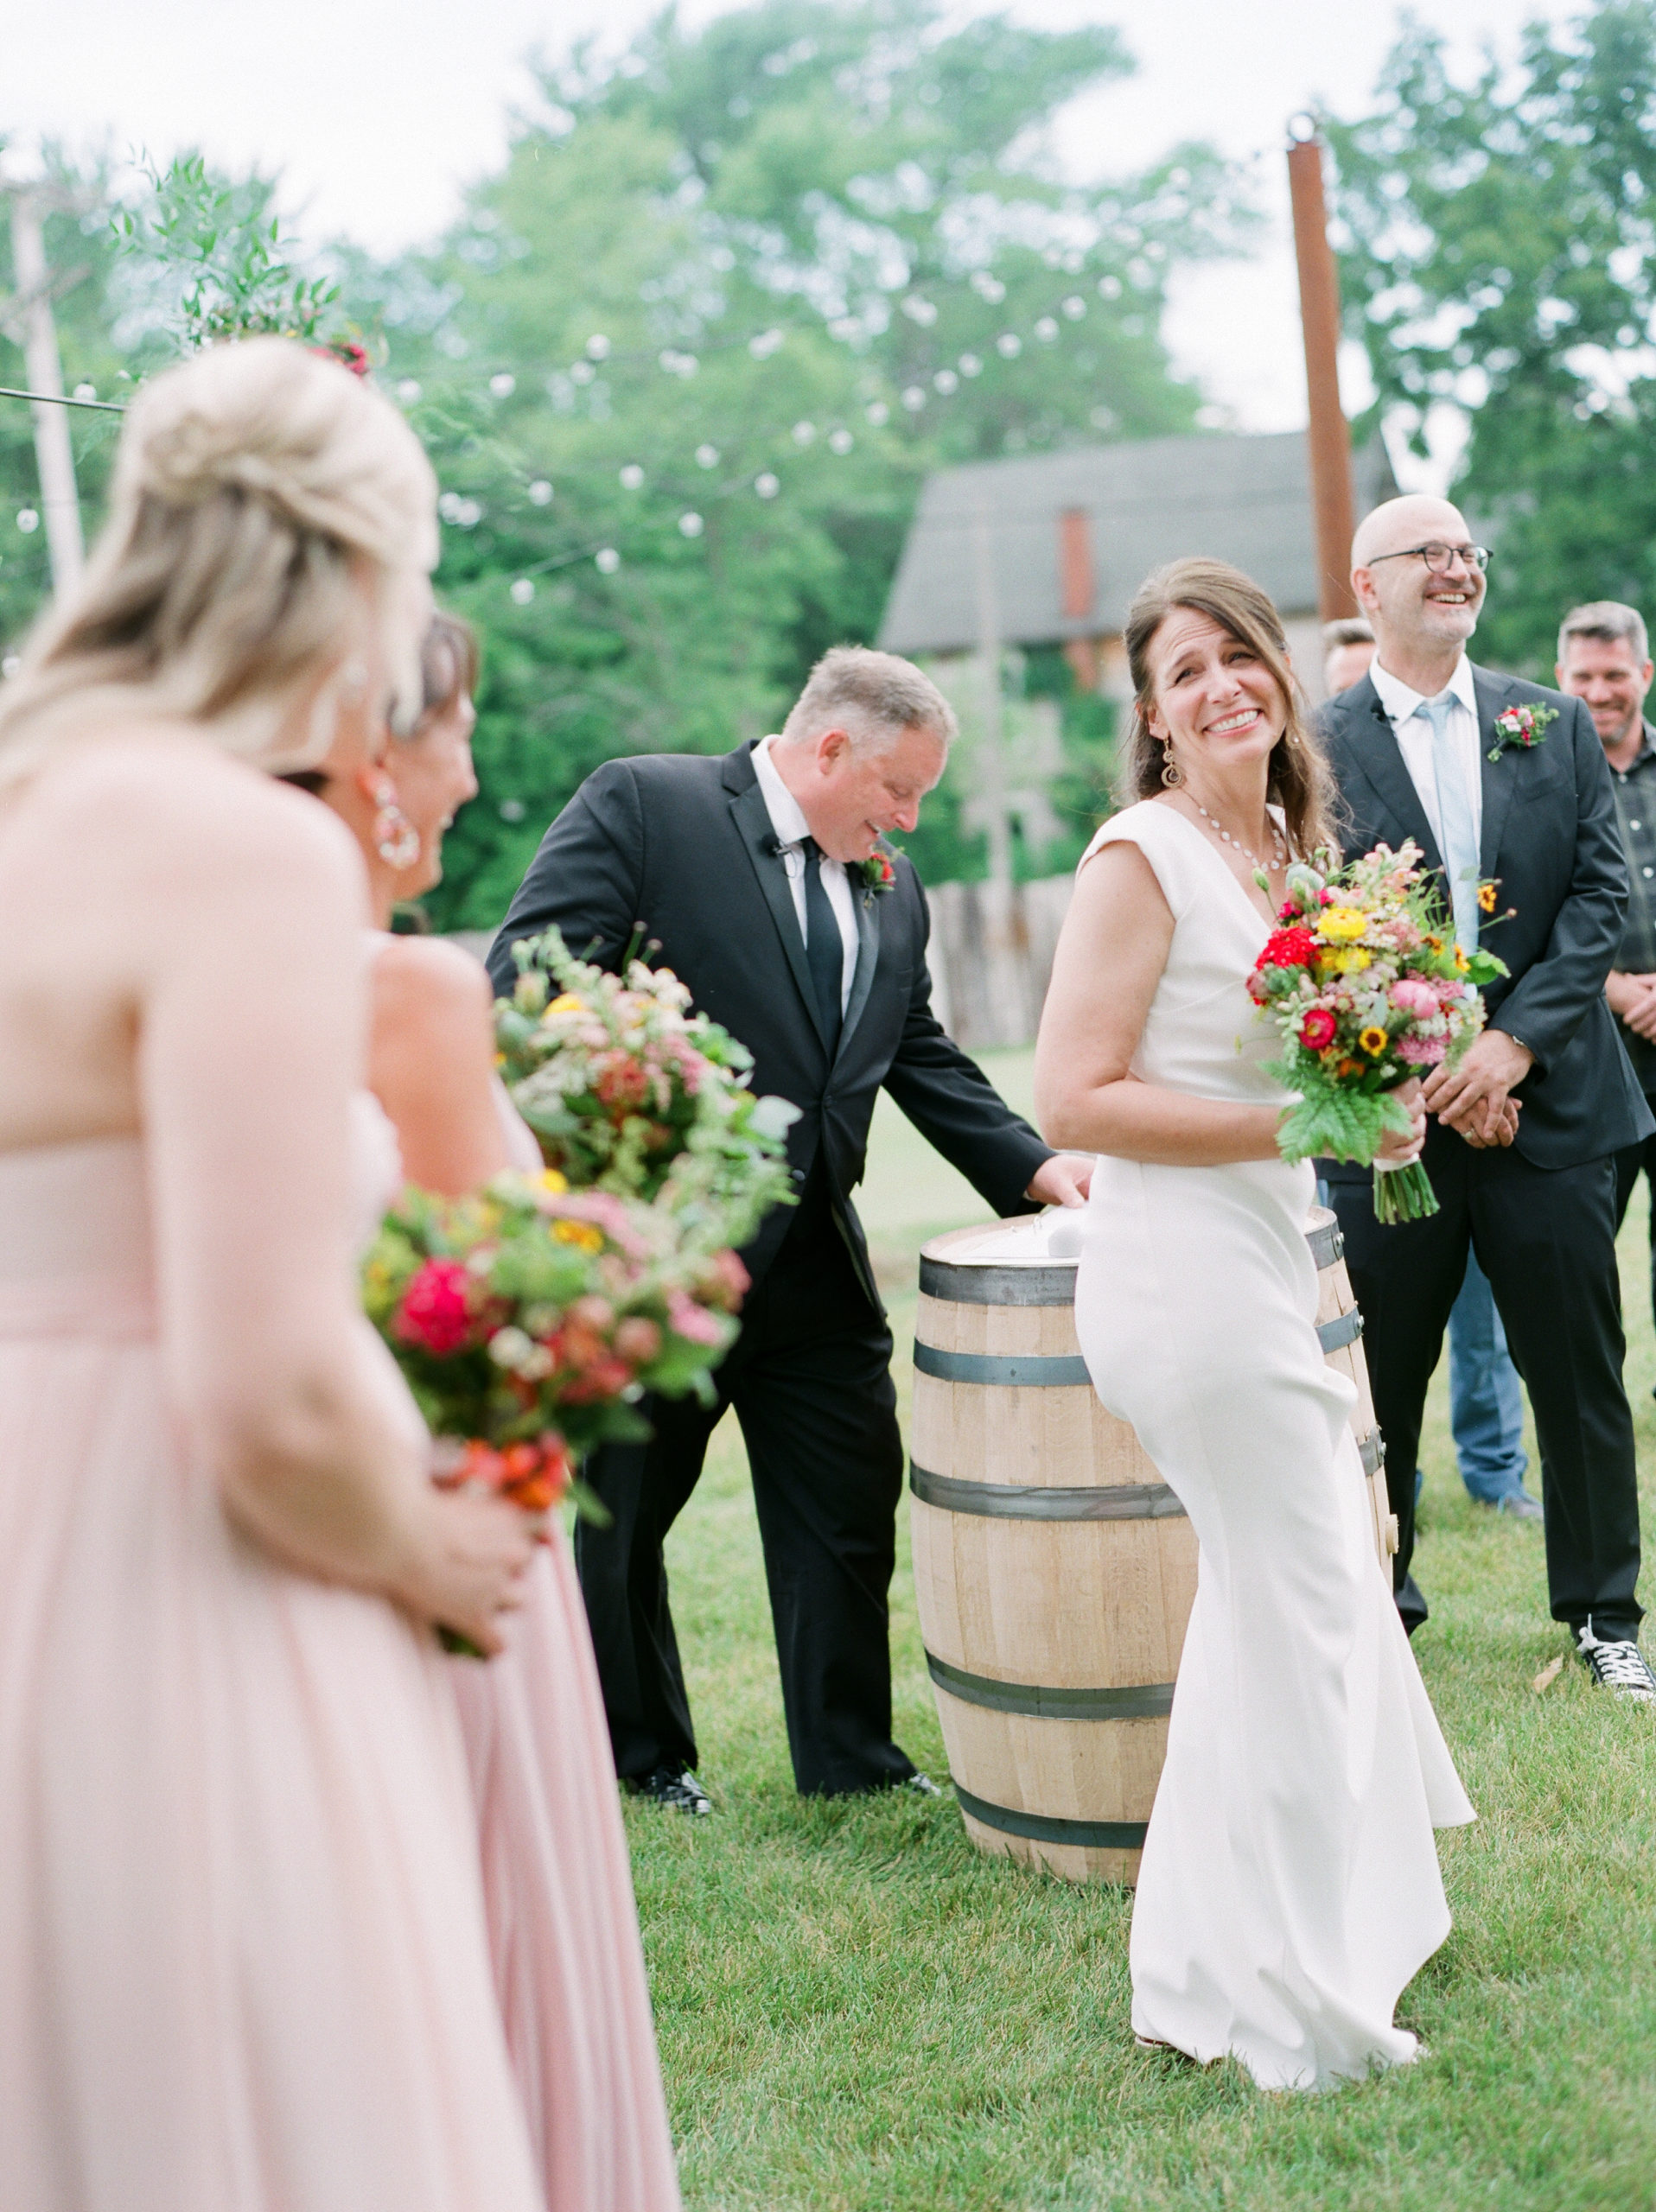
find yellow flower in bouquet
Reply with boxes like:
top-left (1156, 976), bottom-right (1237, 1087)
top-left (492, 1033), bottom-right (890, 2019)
top-left (1322, 946), bottom-right (1372, 974)
top-left (553, 1218), bottom-right (605, 1254)
top-left (1316, 906), bottom-right (1370, 943)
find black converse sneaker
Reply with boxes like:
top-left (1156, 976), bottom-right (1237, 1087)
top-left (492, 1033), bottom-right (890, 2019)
top-left (632, 1764), bottom-right (714, 1815)
top-left (1576, 1623), bottom-right (1656, 1706)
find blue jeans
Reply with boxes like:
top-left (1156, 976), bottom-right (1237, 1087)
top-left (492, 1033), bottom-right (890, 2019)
top-left (1315, 1181), bottom-right (1529, 1506)
top-left (1445, 1250), bottom-right (1530, 1502)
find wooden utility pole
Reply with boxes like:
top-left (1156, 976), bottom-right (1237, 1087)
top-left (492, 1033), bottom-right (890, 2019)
top-left (970, 503), bottom-right (1014, 887)
top-left (4, 182), bottom-right (86, 598)
top-left (1286, 117), bottom-right (1357, 620)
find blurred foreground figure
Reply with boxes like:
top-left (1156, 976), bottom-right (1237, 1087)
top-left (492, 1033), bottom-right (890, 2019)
top-left (303, 612), bottom-right (682, 2212)
top-left (0, 340), bottom-right (545, 2211)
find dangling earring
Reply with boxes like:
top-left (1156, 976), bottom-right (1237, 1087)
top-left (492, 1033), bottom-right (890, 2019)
top-left (359, 765), bottom-right (421, 870)
top-left (1161, 735), bottom-right (1182, 789)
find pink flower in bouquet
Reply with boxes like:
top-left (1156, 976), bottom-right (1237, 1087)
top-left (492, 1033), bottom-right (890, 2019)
top-left (668, 1290), bottom-right (728, 1346)
top-left (1396, 1033), bottom-right (1449, 1065)
top-left (1389, 980), bottom-right (1440, 1019)
top-left (593, 1051), bottom-right (653, 1116)
top-left (697, 1248), bottom-right (751, 1311)
top-left (394, 1258), bottom-right (477, 1356)
top-left (614, 1317), bottom-right (663, 1363)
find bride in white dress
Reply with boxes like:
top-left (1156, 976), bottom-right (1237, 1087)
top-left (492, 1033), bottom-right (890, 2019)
top-left (1035, 558), bottom-right (1474, 2092)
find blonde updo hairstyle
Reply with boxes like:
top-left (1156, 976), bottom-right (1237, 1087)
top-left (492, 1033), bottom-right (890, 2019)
top-left (0, 336), bottom-right (438, 790)
top-left (1120, 556), bottom-right (1335, 861)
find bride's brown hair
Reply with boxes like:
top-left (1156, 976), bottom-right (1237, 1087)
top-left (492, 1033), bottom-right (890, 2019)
top-left (1119, 556), bottom-right (1335, 861)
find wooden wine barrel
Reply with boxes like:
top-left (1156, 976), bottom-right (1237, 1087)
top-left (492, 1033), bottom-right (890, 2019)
top-left (909, 1204), bottom-right (1395, 1887)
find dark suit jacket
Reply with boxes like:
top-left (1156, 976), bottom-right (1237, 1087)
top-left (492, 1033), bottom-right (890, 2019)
top-left (1319, 667), bottom-right (1653, 1168)
top-left (486, 741), bottom-right (1052, 1306)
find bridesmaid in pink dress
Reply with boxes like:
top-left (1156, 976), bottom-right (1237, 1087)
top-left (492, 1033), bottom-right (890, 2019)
top-left (0, 341), bottom-right (545, 2212)
top-left (299, 612), bottom-right (683, 2212)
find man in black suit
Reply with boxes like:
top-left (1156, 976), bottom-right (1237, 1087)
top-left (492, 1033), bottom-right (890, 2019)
top-left (488, 646), bottom-right (1090, 1802)
top-left (1553, 601), bottom-right (1656, 1320)
top-left (1318, 493), bottom-right (1656, 1704)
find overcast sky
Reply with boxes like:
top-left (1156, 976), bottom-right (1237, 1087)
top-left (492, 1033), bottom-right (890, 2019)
top-left (4, 0), bottom-right (1577, 463)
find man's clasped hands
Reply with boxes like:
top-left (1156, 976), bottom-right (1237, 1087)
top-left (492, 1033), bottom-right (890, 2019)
top-left (1419, 1027), bottom-right (1534, 1150)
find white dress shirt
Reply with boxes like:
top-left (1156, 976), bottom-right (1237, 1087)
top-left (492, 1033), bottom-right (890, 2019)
top-left (1367, 652), bottom-right (1482, 855)
top-left (752, 735), bottom-right (859, 1014)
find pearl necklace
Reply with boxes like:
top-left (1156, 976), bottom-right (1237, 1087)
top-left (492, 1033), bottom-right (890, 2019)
top-left (1187, 795), bottom-right (1287, 874)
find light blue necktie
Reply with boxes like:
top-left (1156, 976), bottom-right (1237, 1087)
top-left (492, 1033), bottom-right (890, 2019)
top-left (1416, 692), bottom-right (1479, 952)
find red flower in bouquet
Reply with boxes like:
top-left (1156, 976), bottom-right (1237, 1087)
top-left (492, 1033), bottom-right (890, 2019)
top-left (1262, 925), bottom-right (1319, 969)
top-left (394, 1258), bottom-right (479, 1357)
top-left (1299, 1007), bottom-right (1337, 1052)
top-left (1249, 925), bottom-right (1321, 1003)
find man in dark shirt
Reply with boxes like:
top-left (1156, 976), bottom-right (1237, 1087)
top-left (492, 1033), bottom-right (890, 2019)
top-left (1557, 601), bottom-right (1656, 1324)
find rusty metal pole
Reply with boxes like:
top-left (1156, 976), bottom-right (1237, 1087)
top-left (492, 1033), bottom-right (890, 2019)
top-left (1286, 117), bottom-right (1357, 620)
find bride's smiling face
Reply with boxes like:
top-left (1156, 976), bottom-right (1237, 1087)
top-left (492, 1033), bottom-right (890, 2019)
top-left (1145, 607), bottom-right (1286, 776)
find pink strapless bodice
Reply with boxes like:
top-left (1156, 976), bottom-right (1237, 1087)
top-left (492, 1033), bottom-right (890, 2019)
top-left (0, 1135), bottom-right (154, 1339)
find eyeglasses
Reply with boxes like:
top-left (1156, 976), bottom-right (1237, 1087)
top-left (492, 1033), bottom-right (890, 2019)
top-left (1366, 541), bottom-right (1492, 576)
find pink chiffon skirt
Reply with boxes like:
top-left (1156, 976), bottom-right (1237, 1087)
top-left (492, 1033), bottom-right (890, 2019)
top-left (449, 1529), bottom-right (683, 2212)
top-left (0, 1140), bottom-right (544, 2212)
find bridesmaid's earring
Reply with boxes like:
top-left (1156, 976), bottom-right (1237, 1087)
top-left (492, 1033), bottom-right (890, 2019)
top-left (358, 765), bottom-right (421, 870)
top-left (1161, 736), bottom-right (1182, 789)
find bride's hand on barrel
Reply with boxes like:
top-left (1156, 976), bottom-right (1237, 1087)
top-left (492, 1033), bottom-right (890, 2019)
top-left (1377, 1078), bottom-right (1427, 1167)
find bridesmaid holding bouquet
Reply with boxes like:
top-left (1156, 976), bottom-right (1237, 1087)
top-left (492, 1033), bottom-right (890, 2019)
top-left (295, 611), bottom-right (684, 2212)
top-left (0, 341), bottom-right (543, 2209)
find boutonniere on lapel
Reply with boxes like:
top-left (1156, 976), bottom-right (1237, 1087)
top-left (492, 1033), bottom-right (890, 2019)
top-left (858, 847), bottom-right (897, 904)
top-left (1487, 702), bottom-right (1557, 763)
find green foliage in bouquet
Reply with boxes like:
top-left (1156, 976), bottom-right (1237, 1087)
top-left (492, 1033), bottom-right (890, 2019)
top-left (495, 927), bottom-right (799, 1253)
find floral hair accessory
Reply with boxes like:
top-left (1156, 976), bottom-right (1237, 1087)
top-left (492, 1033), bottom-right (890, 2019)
top-left (1487, 702), bottom-right (1557, 762)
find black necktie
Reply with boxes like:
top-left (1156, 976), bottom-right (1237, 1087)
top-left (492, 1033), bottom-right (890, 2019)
top-left (800, 836), bottom-right (843, 1057)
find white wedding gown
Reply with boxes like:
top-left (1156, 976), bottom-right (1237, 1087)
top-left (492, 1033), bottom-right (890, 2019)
top-left (1071, 801), bottom-right (1474, 2092)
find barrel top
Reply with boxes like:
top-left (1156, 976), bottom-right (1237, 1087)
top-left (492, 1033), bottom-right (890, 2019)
top-left (919, 1219), bottom-right (1073, 1268)
top-left (919, 1217), bottom-right (1079, 1306)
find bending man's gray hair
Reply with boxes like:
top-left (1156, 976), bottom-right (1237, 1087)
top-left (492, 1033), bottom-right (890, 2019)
top-left (1558, 599), bottom-right (1649, 668)
top-left (780, 644), bottom-right (958, 750)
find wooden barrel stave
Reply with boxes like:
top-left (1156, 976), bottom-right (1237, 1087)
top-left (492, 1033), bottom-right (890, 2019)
top-left (910, 1207), bottom-right (1393, 1887)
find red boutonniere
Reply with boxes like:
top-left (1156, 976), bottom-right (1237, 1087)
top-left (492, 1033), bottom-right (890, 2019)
top-left (859, 849), bottom-right (897, 901)
top-left (1487, 702), bottom-right (1557, 762)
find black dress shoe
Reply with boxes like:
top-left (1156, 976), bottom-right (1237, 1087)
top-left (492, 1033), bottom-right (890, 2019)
top-left (631, 1764), bottom-right (713, 1815)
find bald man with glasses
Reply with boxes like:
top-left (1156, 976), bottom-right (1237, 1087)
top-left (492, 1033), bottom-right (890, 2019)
top-left (1316, 495), bottom-right (1655, 1705)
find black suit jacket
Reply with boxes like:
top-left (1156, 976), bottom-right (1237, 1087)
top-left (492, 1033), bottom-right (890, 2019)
top-left (486, 741), bottom-right (1052, 1306)
top-left (1319, 667), bottom-right (1653, 1168)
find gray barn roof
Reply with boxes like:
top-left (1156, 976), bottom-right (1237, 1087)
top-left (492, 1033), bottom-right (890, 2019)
top-left (878, 429), bottom-right (1398, 656)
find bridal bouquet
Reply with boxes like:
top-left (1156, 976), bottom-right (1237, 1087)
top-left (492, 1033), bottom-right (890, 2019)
top-left (363, 1168), bottom-right (747, 1644)
top-left (1246, 842), bottom-right (1508, 1224)
top-left (495, 927), bottom-right (798, 1253)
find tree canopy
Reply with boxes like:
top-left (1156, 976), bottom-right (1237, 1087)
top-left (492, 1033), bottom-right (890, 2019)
top-left (1327, 0), bottom-right (1656, 671)
top-left (3, 2), bottom-right (1252, 926)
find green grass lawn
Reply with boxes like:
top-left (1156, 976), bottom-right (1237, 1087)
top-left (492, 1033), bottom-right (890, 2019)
top-left (624, 1049), bottom-right (1656, 2211)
